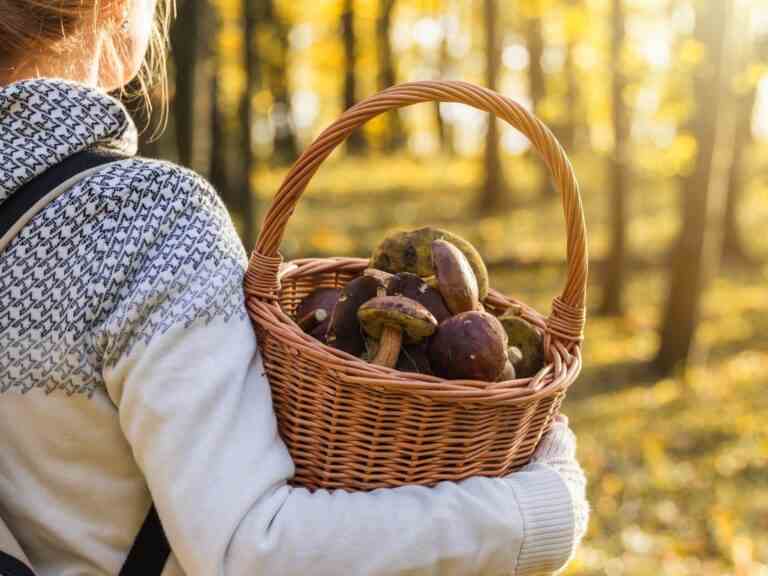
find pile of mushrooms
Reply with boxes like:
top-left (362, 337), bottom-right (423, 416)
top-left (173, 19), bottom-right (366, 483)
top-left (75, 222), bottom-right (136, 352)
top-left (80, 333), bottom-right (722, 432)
top-left (292, 227), bottom-right (545, 382)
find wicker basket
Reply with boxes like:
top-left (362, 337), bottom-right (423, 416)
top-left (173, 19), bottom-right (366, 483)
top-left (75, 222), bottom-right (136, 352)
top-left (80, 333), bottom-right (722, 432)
top-left (244, 80), bottom-right (588, 491)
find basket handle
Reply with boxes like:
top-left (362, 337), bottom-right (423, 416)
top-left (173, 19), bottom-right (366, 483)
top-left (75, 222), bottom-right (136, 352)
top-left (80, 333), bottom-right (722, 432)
top-left (247, 80), bottom-right (588, 343)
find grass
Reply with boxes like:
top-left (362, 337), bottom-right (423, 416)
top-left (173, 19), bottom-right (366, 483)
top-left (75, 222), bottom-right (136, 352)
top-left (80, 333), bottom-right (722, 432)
top-left (249, 151), bottom-right (768, 575)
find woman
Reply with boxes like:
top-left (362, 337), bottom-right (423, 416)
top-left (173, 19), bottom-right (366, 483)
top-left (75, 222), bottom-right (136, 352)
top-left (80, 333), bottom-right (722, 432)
top-left (0, 0), bottom-right (589, 574)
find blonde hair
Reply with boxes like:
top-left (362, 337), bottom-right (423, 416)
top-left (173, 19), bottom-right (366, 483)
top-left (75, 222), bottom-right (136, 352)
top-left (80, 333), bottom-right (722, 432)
top-left (0, 0), bottom-right (173, 127)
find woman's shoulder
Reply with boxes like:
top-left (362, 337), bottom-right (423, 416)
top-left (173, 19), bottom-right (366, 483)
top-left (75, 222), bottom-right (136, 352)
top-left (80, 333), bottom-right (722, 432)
top-left (98, 155), bottom-right (220, 209)
top-left (72, 154), bottom-right (248, 277)
top-left (77, 156), bottom-right (250, 356)
top-left (81, 155), bottom-right (240, 246)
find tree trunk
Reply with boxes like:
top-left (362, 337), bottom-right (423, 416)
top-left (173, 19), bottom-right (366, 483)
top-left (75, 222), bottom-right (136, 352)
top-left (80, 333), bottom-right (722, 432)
top-left (434, 17), bottom-right (454, 155)
top-left (169, 0), bottom-right (213, 174)
top-left (376, 0), bottom-right (406, 151)
top-left (477, 0), bottom-right (506, 214)
top-left (341, 0), bottom-right (367, 154)
top-left (264, 0), bottom-right (299, 165)
top-left (210, 62), bottom-right (235, 211)
top-left (554, 0), bottom-right (580, 154)
top-left (600, 0), bottom-right (630, 316)
top-left (525, 12), bottom-right (551, 198)
top-left (654, 0), bottom-right (736, 375)
top-left (136, 129), bottom-right (161, 159)
top-left (720, 92), bottom-right (755, 265)
top-left (120, 74), bottom-right (177, 162)
top-left (239, 0), bottom-right (261, 249)
top-left (526, 15), bottom-right (545, 117)
top-left (721, 38), bottom-right (766, 265)
top-left (561, 41), bottom-right (577, 151)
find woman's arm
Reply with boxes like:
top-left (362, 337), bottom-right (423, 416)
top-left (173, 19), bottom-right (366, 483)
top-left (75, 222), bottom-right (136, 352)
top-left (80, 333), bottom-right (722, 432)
top-left (97, 163), bottom-right (587, 576)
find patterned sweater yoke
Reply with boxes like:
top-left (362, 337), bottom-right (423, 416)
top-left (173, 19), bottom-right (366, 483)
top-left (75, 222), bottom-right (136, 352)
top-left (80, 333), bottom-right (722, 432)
top-left (0, 79), bottom-right (246, 396)
top-left (0, 79), bottom-right (585, 576)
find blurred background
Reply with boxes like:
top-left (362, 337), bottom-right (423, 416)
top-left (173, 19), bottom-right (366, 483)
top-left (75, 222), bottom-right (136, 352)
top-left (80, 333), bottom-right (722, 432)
top-left (123, 0), bottom-right (767, 573)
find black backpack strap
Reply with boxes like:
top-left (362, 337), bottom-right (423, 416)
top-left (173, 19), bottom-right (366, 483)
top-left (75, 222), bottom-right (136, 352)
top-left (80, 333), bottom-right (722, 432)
top-left (120, 505), bottom-right (170, 576)
top-left (1, 150), bottom-right (171, 575)
top-left (0, 149), bottom-right (126, 240)
top-left (0, 551), bottom-right (36, 576)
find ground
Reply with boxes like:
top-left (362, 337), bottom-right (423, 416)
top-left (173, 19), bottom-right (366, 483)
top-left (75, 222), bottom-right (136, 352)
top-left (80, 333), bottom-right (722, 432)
top-left (248, 151), bottom-right (768, 575)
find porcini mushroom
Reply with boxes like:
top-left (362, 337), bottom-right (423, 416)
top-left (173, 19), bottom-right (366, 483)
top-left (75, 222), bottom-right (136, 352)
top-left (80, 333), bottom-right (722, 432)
top-left (386, 272), bottom-right (451, 324)
top-left (369, 226), bottom-right (490, 299)
top-left (326, 275), bottom-right (387, 356)
top-left (294, 287), bottom-right (341, 343)
top-left (497, 347), bottom-right (523, 381)
top-left (396, 343), bottom-right (432, 374)
top-left (431, 239), bottom-right (480, 315)
top-left (498, 360), bottom-right (516, 381)
top-left (366, 338), bottom-right (432, 374)
top-left (498, 315), bottom-right (545, 378)
top-left (357, 296), bottom-right (437, 367)
top-left (363, 268), bottom-right (394, 287)
top-left (297, 308), bottom-right (328, 332)
top-left (429, 311), bottom-right (508, 381)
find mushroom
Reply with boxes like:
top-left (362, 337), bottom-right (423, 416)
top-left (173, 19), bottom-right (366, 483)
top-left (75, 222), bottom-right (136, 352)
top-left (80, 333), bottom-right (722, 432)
top-left (386, 272), bottom-right (451, 324)
top-left (297, 308), bottom-right (328, 332)
top-left (498, 360), bottom-right (516, 381)
top-left (357, 296), bottom-right (437, 367)
top-left (429, 311), bottom-right (508, 381)
top-left (363, 268), bottom-right (394, 287)
top-left (361, 337), bottom-right (380, 362)
top-left (497, 347), bottom-right (523, 381)
top-left (396, 343), bottom-right (432, 374)
top-left (326, 275), bottom-right (387, 356)
top-left (294, 287), bottom-right (341, 343)
top-left (363, 339), bottom-right (432, 374)
top-left (366, 338), bottom-right (432, 374)
top-left (498, 314), bottom-right (545, 378)
top-left (369, 226), bottom-right (490, 299)
top-left (431, 239), bottom-right (480, 315)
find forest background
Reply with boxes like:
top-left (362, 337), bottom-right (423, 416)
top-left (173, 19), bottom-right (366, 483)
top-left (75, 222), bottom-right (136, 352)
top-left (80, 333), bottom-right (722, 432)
top-left (123, 0), bottom-right (768, 573)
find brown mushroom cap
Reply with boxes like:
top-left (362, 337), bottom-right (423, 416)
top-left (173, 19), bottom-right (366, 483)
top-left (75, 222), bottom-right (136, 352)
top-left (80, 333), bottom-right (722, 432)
top-left (358, 296), bottom-right (437, 343)
top-left (363, 268), bottom-right (394, 287)
top-left (295, 287), bottom-right (341, 342)
top-left (432, 239), bottom-right (480, 315)
top-left (326, 276), bottom-right (387, 355)
top-left (498, 315), bottom-right (545, 378)
top-left (386, 272), bottom-right (451, 324)
top-left (369, 226), bottom-right (490, 299)
top-left (429, 311), bottom-right (508, 381)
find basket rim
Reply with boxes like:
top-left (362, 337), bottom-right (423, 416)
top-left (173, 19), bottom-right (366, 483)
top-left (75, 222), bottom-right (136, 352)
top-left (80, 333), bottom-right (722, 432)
top-left (246, 256), bottom-right (582, 406)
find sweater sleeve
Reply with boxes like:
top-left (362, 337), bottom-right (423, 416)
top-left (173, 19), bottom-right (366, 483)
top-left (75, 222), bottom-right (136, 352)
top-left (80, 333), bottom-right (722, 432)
top-left (97, 164), bottom-right (580, 576)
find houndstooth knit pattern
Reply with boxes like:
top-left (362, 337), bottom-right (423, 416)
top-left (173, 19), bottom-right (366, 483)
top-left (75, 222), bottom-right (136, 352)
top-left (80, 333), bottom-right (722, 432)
top-left (0, 79), bottom-right (247, 396)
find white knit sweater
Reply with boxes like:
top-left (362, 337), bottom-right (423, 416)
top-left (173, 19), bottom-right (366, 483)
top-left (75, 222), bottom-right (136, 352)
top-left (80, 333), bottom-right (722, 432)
top-left (0, 78), bottom-right (588, 576)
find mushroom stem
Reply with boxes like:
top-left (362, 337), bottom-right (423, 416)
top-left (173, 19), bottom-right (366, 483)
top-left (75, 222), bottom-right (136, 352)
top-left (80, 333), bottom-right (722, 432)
top-left (297, 308), bottom-right (328, 332)
top-left (498, 360), bottom-right (516, 381)
top-left (371, 325), bottom-right (403, 367)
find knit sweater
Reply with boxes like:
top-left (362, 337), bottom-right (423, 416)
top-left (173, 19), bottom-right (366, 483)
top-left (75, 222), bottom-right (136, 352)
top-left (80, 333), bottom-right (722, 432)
top-left (0, 78), bottom-right (588, 576)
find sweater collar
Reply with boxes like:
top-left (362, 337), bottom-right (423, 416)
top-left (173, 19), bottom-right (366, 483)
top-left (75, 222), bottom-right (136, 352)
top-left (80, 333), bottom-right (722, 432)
top-left (0, 78), bottom-right (137, 205)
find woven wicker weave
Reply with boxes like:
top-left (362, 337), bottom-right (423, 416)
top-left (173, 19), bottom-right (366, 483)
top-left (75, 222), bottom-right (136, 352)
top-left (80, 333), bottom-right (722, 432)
top-left (244, 80), bottom-right (588, 491)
